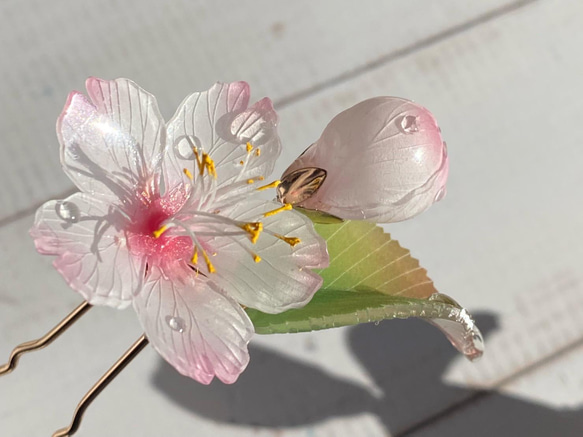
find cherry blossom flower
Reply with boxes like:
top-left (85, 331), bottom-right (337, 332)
top-left (279, 97), bottom-right (449, 223)
top-left (30, 78), bottom-right (328, 384)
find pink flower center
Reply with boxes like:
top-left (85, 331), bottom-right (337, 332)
top-left (126, 188), bottom-right (192, 267)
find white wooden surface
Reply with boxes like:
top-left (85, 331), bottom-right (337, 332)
top-left (2, 0), bottom-right (583, 436)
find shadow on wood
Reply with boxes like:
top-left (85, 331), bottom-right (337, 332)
top-left (150, 313), bottom-right (583, 436)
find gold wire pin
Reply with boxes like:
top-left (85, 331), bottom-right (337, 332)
top-left (1, 301), bottom-right (150, 436)
top-left (52, 334), bottom-right (149, 437)
top-left (0, 301), bottom-right (92, 376)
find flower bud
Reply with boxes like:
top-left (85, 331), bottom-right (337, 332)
top-left (279, 97), bottom-right (448, 223)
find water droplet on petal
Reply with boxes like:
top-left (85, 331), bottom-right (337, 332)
top-left (434, 187), bottom-right (446, 202)
top-left (55, 201), bottom-right (80, 223)
top-left (174, 137), bottom-right (196, 160)
top-left (166, 316), bottom-right (186, 333)
top-left (399, 115), bottom-right (419, 134)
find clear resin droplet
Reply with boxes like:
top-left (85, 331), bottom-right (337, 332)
top-left (427, 293), bottom-right (484, 361)
top-left (399, 115), bottom-right (419, 134)
top-left (174, 137), bottom-right (196, 160)
top-left (55, 201), bottom-right (80, 223)
top-left (166, 316), bottom-right (186, 333)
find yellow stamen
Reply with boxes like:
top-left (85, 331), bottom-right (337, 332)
top-left (246, 142), bottom-right (253, 153)
top-left (191, 247), bottom-right (198, 264)
top-left (240, 222), bottom-right (263, 244)
top-left (247, 179), bottom-right (254, 184)
top-left (239, 160), bottom-right (245, 165)
top-left (256, 180), bottom-right (281, 191)
top-left (202, 153), bottom-right (217, 179)
top-left (258, 176), bottom-right (265, 181)
top-left (183, 168), bottom-right (193, 180)
top-left (255, 148), bottom-right (261, 157)
top-left (202, 250), bottom-right (216, 273)
top-left (276, 235), bottom-right (301, 247)
top-left (152, 224), bottom-right (169, 239)
top-left (253, 254), bottom-right (262, 263)
top-left (192, 149), bottom-right (217, 179)
top-left (264, 203), bottom-right (292, 217)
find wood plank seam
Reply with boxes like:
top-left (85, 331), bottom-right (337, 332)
top-left (274, 0), bottom-right (538, 110)
top-left (397, 335), bottom-right (583, 436)
top-left (0, 0), bottom-right (538, 229)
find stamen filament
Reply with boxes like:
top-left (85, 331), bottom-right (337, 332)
top-left (193, 149), bottom-right (204, 175)
top-left (263, 228), bottom-right (302, 247)
top-left (264, 203), bottom-right (292, 217)
top-left (180, 210), bottom-right (247, 229)
top-left (275, 235), bottom-right (301, 247)
top-left (202, 250), bottom-right (216, 273)
top-left (224, 230), bottom-right (265, 264)
top-left (163, 220), bottom-right (215, 273)
top-left (256, 180), bottom-right (281, 191)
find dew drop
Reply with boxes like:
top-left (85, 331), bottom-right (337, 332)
top-left (55, 201), bottom-right (80, 223)
top-left (174, 137), bottom-right (197, 160)
top-left (434, 187), bottom-right (446, 202)
top-left (399, 115), bottom-right (419, 134)
top-left (166, 316), bottom-right (186, 333)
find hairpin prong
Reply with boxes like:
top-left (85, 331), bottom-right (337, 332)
top-left (52, 334), bottom-right (149, 437)
top-left (0, 301), bottom-right (92, 376)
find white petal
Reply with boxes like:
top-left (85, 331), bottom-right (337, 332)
top-left (59, 78), bottom-right (166, 203)
top-left (85, 77), bottom-right (166, 171)
top-left (165, 82), bottom-right (281, 208)
top-left (203, 200), bottom-right (328, 314)
top-left (30, 193), bottom-right (144, 308)
top-left (133, 266), bottom-right (253, 384)
top-left (281, 97), bottom-right (448, 223)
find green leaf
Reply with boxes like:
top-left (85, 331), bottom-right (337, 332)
top-left (314, 220), bottom-right (436, 299)
top-left (246, 220), bottom-right (484, 361)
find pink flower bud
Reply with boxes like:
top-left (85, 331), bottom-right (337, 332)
top-left (280, 97), bottom-right (449, 223)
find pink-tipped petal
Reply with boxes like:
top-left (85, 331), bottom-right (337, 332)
top-left (199, 200), bottom-right (329, 314)
top-left (30, 193), bottom-right (144, 308)
top-left (133, 266), bottom-right (254, 384)
top-left (165, 82), bottom-right (281, 208)
top-left (85, 77), bottom-right (166, 172)
top-left (59, 78), bottom-right (166, 203)
top-left (281, 97), bottom-right (449, 223)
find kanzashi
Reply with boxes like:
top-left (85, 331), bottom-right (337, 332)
top-left (30, 78), bottom-right (328, 384)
